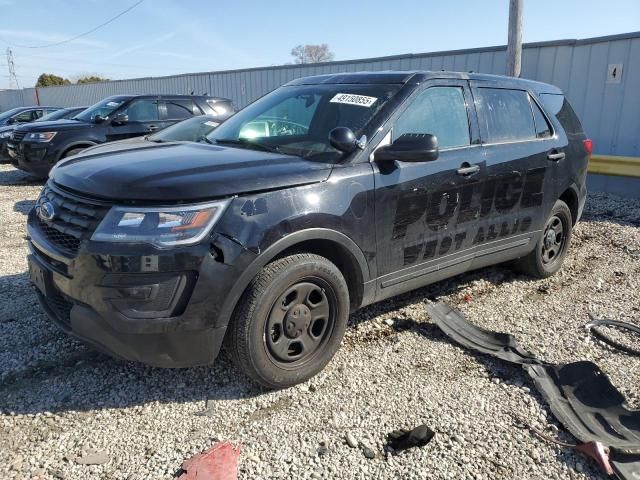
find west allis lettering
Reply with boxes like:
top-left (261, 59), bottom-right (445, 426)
top-left (391, 167), bottom-right (546, 266)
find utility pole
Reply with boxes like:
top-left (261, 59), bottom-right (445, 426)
top-left (6, 48), bottom-right (20, 89)
top-left (506, 0), bottom-right (523, 77)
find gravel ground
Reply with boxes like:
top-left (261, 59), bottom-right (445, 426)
top-left (0, 163), bottom-right (638, 480)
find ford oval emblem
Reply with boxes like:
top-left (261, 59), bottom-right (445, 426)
top-left (37, 201), bottom-right (56, 222)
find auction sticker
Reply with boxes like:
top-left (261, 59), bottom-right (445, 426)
top-left (330, 93), bottom-right (378, 107)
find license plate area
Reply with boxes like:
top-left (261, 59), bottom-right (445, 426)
top-left (28, 255), bottom-right (54, 297)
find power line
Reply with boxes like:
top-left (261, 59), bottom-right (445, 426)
top-left (0, 0), bottom-right (145, 49)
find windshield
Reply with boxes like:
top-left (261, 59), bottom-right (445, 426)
top-left (206, 84), bottom-right (401, 161)
top-left (74, 97), bottom-right (128, 122)
top-left (0, 107), bottom-right (24, 122)
top-left (37, 108), bottom-right (73, 122)
top-left (148, 115), bottom-right (220, 143)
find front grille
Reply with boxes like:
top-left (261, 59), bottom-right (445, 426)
top-left (11, 130), bottom-right (26, 142)
top-left (32, 182), bottom-right (111, 256)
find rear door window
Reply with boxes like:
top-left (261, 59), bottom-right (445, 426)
top-left (394, 86), bottom-right (470, 148)
top-left (475, 88), bottom-right (536, 143)
top-left (164, 99), bottom-right (195, 120)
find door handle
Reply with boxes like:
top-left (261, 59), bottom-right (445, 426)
top-left (547, 151), bottom-right (565, 161)
top-left (147, 125), bottom-right (159, 132)
top-left (457, 164), bottom-right (480, 176)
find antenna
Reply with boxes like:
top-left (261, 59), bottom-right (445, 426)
top-left (6, 48), bottom-right (20, 89)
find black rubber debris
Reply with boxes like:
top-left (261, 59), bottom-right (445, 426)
top-left (586, 318), bottom-right (640, 357)
top-left (426, 301), bottom-right (640, 480)
top-left (386, 424), bottom-right (435, 454)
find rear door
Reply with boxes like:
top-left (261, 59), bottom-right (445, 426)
top-left (470, 83), bottom-right (560, 267)
top-left (106, 96), bottom-right (161, 141)
top-left (373, 80), bottom-right (487, 300)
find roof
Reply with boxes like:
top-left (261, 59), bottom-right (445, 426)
top-left (286, 70), bottom-right (563, 94)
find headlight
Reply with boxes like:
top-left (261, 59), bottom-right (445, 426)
top-left (0, 131), bottom-right (11, 139)
top-left (26, 132), bottom-right (57, 142)
top-left (91, 200), bottom-right (231, 247)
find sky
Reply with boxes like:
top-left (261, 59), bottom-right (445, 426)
top-left (0, 0), bottom-right (639, 89)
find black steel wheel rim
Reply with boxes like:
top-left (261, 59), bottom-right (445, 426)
top-left (541, 214), bottom-right (566, 265)
top-left (264, 277), bottom-right (336, 369)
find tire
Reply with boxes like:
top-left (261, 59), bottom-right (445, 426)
top-left (62, 147), bottom-right (86, 158)
top-left (226, 253), bottom-right (350, 389)
top-left (515, 199), bottom-right (573, 278)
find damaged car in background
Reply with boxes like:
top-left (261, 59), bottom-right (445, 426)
top-left (26, 71), bottom-right (591, 389)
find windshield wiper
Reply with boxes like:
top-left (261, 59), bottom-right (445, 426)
top-left (199, 135), bottom-right (214, 145)
top-left (214, 138), bottom-right (281, 154)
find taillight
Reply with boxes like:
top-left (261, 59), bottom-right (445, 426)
top-left (583, 139), bottom-right (593, 156)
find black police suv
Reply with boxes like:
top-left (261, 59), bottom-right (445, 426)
top-left (2, 107), bottom-right (86, 163)
top-left (9, 94), bottom-right (234, 178)
top-left (75, 113), bottom-right (229, 156)
top-left (27, 71), bottom-right (590, 388)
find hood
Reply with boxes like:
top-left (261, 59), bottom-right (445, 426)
top-left (50, 142), bottom-right (333, 201)
top-left (77, 136), bottom-right (148, 155)
top-left (16, 118), bottom-right (86, 132)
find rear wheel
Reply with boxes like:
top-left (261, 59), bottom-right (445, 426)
top-left (515, 199), bottom-right (573, 278)
top-left (226, 253), bottom-right (349, 389)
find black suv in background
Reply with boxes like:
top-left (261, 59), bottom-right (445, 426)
top-left (27, 72), bottom-right (590, 389)
top-left (9, 94), bottom-right (234, 178)
top-left (1, 107), bottom-right (86, 163)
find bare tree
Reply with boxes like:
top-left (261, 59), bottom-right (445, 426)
top-left (290, 44), bottom-right (335, 64)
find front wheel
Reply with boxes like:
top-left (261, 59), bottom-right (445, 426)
top-left (515, 199), bottom-right (573, 278)
top-left (226, 253), bottom-right (350, 389)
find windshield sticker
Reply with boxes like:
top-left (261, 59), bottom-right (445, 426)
top-left (204, 121), bottom-right (220, 127)
top-left (330, 93), bottom-right (378, 108)
top-left (106, 102), bottom-right (120, 107)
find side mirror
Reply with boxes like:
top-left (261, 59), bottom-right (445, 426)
top-left (374, 133), bottom-right (439, 163)
top-left (328, 127), bottom-right (366, 154)
top-left (93, 114), bottom-right (106, 124)
top-left (111, 113), bottom-right (128, 125)
top-left (6, 117), bottom-right (15, 125)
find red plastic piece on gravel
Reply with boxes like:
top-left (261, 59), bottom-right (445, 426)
top-left (178, 442), bottom-right (241, 480)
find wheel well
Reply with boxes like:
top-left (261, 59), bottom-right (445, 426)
top-left (559, 188), bottom-right (579, 225)
top-left (61, 144), bottom-right (92, 159)
top-left (276, 239), bottom-right (365, 310)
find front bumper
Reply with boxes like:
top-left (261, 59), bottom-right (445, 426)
top-left (0, 139), bottom-right (11, 163)
top-left (27, 209), bottom-right (256, 367)
top-left (8, 141), bottom-right (54, 176)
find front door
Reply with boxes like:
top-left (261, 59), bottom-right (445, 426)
top-left (373, 80), bottom-right (487, 301)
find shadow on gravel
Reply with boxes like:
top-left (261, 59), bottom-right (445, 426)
top-left (0, 264), bottom-right (539, 417)
top-left (13, 199), bottom-right (36, 215)
top-left (0, 167), bottom-right (44, 187)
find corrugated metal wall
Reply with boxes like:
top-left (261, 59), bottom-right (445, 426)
top-left (1, 32), bottom-right (639, 157)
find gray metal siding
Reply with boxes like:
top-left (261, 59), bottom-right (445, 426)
top-left (1, 32), bottom-right (639, 157)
